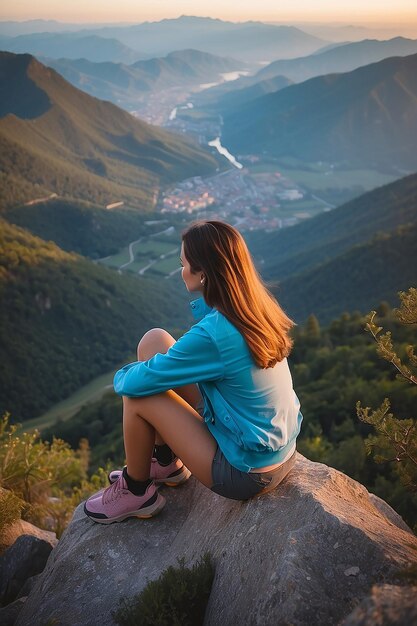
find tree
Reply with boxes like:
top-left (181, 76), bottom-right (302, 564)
top-left (305, 314), bottom-right (321, 341)
top-left (356, 288), bottom-right (417, 495)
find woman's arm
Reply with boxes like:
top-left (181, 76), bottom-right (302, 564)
top-left (113, 324), bottom-right (224, 397)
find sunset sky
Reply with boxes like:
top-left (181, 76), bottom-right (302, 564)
top-left (1, 0), bottom-right (417, 25)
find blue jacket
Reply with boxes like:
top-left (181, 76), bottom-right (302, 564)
top-left (114, 297), bottom-right (302, 472)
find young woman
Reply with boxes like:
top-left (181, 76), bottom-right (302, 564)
top-left (84, 220), bottom-right (302, 523)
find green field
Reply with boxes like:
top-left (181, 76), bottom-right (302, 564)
top-left (100, 249), bottom-right (131, 267)
top-left (134, 240), bottom-right (176, 256)
top-left (249, 159), bottom-right (398, 196)
top-left (177, 109), bottom-right (219, 122)
top-left (23, 369), bottom-right (118, 433)
top-left (125, 259), bottom-right (152, 273)
top-left (280, 168), bottom-right (396, 192)
top-left (98, 235), bottom-right (180, 275)
top-left (148, 255), bottom-right (181, 275)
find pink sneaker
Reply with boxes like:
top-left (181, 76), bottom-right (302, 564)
top-left (84, 476), bottom-right (165, 524)
top-left (108, 458), bottom-right (191, 487)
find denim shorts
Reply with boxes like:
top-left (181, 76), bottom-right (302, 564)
top-left (211, 446), bottom-right (296, 501)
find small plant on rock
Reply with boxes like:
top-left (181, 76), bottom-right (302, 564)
top-left (113, 553), bottom-right (215, 626)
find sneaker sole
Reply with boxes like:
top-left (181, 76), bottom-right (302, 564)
top-left (108, 467), bottom-right (192, 487)
top-left (84, 493), bottom-right (166, 524)
top-left (161, 466), bottom-right (191, 486)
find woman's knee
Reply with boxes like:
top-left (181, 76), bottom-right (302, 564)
top-left (137, 328), bottom-right (176, 361)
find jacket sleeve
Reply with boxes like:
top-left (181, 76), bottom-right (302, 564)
top-left (113, 324), bottom-right (224, 397)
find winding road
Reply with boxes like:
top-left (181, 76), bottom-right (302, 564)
top-left (111, 227), bottom-right (180, 276)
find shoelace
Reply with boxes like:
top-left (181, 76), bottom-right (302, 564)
top-left (102, 476), bottom-right (128, 504)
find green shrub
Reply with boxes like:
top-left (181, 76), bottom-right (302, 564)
top-left (0, 413), bottom-right (108, 537)
top-left (0, 488), bottom-right (24, 537)
top-left (113, 554), bottom-right (215, 626)
top-left (357, 289), bottom-right (416, 514)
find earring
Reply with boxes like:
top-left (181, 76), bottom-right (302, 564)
top-left (200, 276), bottom-right (205, 285)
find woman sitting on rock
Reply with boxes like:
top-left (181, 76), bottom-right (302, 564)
top-left (84, 220), bottom-right (302, 523)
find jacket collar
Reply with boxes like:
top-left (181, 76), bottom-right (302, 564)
top-left (189, 297), bottom-right (213, 321)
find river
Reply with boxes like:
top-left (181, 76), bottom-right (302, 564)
top-left (169, 102), bottom-right (194, 121)
top-left (208, 137), bottom-right (243, 169)
top-left (199, 69), bottom-right (250, 90)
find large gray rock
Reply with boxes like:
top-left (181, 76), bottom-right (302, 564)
top-left (0, 535), bottom-right (54, 606)
top-left (16, 455), bottom-right (417, 626)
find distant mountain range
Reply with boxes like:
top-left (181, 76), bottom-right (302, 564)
top-left (255, 36), bottom-right (417, 83)
top-left (0, 32), bottom-right (146, 64)
top-left (1, 18), bottom-right (414, 45)
top-left (285, 22), bottom-right (417, 43)
top-left (222, 52), bottom-right (417, 170)
top-left (0, 52), bottom-right (218, 211)
top-left (246, 171), bottom-right (417, 323)
top-left (196, 37), bottom-right (417, 107)
top-left (43, 49), bottom-right (244, 108)
top-left (0, 20), bottom-right (133, 36)
top-left (110, 17), bottom-right (327, 62)
top-left (18, 16), bottom-right (326, 64)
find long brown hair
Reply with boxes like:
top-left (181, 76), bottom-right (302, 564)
top-left (182, 220), bottom-right (294, 368)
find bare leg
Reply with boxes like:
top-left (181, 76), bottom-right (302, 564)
top-left (136, 328), bottom-right (202, 445)
top-left (123, 327), bottom-right (215, 487)
top-left (123, 392), bottom-right (217, 488)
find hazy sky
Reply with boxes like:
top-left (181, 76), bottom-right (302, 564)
top-left (1, 0), bottom-right (417, 25)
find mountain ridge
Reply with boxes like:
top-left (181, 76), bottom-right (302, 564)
top-left (43, 49), bottom-right (244, 107)
top-left (78, 16), bottom-right (328, 63)
top-left (222, 52), bottom-right (417, 170)
top-left (192, 36), bottom-right (417, 108)
top-left (256, 36), bottom-right (417, 83)
top-left (0, 32), bottom-right (145, 63)
top-left (0, 52), bottom-right (218, 211)
top-left (278, 222), bottom-right (417, 324)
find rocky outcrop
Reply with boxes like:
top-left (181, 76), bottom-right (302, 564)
top-left (0, 514), bottom-right (58, 625)
top-left (16, 455), bottom-right (417, 626)
top-left (0, 535), bottom-right (54, 607)
top-left (0, 519), bottom-right (57, 555)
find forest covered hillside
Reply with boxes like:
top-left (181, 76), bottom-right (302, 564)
top-left (278, 222), bottom-right (417, 324)
top-left (0, 52), bottom-right (218, 211)
top-left (3, 198), bottom-right (167, 258)
top-left (0, 220), bottom-right (189, 420)
top-left (222, 53), bottom-right (417, 170)
top-left (246, 171), bottom-right (417, 323)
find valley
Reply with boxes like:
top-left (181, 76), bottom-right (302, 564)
top-left (1, 13), bottom-right (416, 539)
top-left (22, 369), bottom-right (116, 432)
